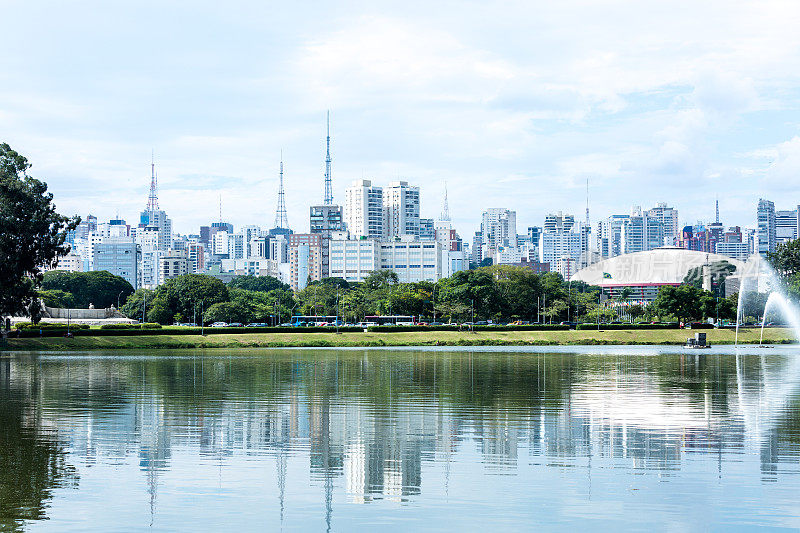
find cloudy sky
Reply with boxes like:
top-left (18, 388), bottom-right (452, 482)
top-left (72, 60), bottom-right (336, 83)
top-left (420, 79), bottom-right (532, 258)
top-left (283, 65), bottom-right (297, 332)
top-left (3, 1), bottom-right (800, 236)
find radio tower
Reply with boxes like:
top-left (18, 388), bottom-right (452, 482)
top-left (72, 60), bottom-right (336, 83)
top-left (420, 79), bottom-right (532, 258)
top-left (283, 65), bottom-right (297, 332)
top-left (146, 152), bottom-right (159, 211)
top-left (585, 177), bottom-right (590, 226)
top-left (275, 152), bottom-right (289, 229)
top-left (324, 111), bottom-right (333, 204)
top-left (440, 182), bottom-right (451, 221)
top-left (715, 197), bottom-right (720, 224)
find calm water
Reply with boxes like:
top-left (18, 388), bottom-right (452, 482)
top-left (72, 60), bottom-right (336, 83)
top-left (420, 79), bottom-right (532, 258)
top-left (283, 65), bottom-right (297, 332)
top-left (3, 346), bottom-right (800, 531)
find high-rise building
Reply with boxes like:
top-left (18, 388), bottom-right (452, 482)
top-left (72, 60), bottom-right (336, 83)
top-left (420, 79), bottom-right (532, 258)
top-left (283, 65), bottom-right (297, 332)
top-left (136, 226), bottom-right (162, 289)
top-left (596, 214), bottom-right (629, 259)
top-left (645, 203), bottom-right (679, 246)
top-left (419, 218), bottom-right (435, 240)
top-left (481, 208), bottom-right (517, 258)
top-left (775, 209), bottom-right (798, 244)
top-left (345, 179), bottom-right (383, 239)
top-left (310, 204), bottom-right (345, 277)
top-left (289, 234), bottom-right (323, 291)
top-left (541, 212), bottom-right (582, 267)
top-left (621, 207), bottom-right (664, 254)
top-left (159, 249), bottom-right (189, 283)
top-left (757, 199), bottom-right (776, 256)
top-left (435, 219), bottom-right (467, 277)
top-left (93, 238), bottom-right (140, 290)
top-left (383, 181), bottom-right (421, 238)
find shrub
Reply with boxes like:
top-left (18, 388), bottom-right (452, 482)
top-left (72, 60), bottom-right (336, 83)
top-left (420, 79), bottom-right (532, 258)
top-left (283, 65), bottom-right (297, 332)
top-left (99, 323), bottom-right (162, 330)
top-left (575, 323), bottom-right (678, 330)
top-left (15, 322), bottom-right (90, 330)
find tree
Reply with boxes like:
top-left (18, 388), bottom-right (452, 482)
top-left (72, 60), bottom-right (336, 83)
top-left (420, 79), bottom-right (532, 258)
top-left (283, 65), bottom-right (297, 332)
top-left (0, 143), bottom-right (79, 320)
top-left (203, 301), bottom-right (250, 324)
top-left (228, 275), bottom-right (289, 293)
top-left (120, 289), bottom-right (155, 323)
top-left (652, 285), bottom-right (709, 323)
top-left (144, 274), bottom-right (229, 324)
top-left (41, 270), bottom-right (134, 309)
top-left (37, 289), bottom-right (76, 309)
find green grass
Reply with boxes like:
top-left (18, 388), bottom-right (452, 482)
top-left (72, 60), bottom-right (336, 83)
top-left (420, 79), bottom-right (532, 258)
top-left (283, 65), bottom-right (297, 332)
top-left (1, 327), bottom-right (796, 351)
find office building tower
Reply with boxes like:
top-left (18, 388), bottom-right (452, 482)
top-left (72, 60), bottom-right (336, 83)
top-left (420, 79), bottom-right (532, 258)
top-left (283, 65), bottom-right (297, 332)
top-left (289, 234), bottom-right (323, 291)
top-left (379, 239), bottom-right (441, 283)
top-left (775, 209), bottom-right (798, 243)
top-left (310, 204), bottom-right (345, 277)
top-left (645, 203), bottom-right (680, 246)
top-left (329, 238), bottom-right (379, 282)
top-left (481, 208), bottom-right (517, 258)
top-left (757, 199), bottom-right (776, 256)
top-left (159, 249), bottom-right (189, 283)
top-left (621, 207), bottom-right (664, 254)
top-left (345, 179), bottom-right (384, 239)
top-left (383, 181), bottom-right (421, 238)
top-left (93, 238), bottom-right (140, 290)
top-left (419, 218), bottom-right (435, 240)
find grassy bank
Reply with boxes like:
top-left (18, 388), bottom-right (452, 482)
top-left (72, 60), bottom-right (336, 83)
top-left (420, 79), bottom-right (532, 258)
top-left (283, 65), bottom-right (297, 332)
top-left (1, 327), bottom-right (796, 351)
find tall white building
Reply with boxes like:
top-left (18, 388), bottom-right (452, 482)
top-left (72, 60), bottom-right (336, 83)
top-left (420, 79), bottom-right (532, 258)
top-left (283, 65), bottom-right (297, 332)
top-left (383, 181), bottom-right (420, 238)
top-left (645, 203), bottom-right (680, 246)
top-left (345, 179), bottom-right (384, 239)
top-left (136, 226), bottom-right (162, 289)
top-left (481, 208), bottom-right (517, 257)
top-left (621, 207), bottom-right (664, 254)
top-left (757, 199), bottom-right (776, 256)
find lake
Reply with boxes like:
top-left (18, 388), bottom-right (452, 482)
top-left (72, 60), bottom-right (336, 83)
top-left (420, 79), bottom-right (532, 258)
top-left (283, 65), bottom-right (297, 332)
top-left (2, 346), bottom-right (800, 531)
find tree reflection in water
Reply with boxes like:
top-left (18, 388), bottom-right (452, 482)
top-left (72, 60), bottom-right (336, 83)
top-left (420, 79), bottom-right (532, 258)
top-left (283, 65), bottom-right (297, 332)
top-left (0, 358), bottom-right (78, 532)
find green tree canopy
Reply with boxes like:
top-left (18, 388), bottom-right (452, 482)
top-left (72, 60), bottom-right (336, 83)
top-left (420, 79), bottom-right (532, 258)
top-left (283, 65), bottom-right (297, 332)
top-left (228, 275), bottom-right (289, 293)
top-left (41, 270), bottom-right (133, 309)
top-left (0, 143), bottom-right (79, 319)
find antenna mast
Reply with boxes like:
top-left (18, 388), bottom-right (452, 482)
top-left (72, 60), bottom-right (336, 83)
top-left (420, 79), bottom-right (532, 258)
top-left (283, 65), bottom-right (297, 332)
top-left (275, 152), bottom-right (289, 229)
top-left (585, 177), bottom-right (590, 226)
top-left (146, 151), bottom-right (159, 211)
top-left (324, 111), bottom-right (333, 204)
top-left (441, 182), bottom-right (451, 221)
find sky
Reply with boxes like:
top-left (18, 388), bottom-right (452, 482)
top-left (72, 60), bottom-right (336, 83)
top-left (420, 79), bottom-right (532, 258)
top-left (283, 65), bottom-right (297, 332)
top-left (3, 0), bottom-right (800, 237)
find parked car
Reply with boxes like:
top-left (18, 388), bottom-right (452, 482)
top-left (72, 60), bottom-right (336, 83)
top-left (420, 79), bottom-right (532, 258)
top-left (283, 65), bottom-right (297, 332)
top-left (245, 323), bottom-right (268, 327)
top-left (228, 322), bottom-right (244, 327)
top-left (210, 322), bottom-right (228, 327)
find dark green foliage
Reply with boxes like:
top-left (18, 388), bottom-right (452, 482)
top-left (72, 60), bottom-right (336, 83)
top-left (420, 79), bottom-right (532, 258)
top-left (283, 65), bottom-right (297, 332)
top-left (121, 275), bottom-right (228, 324)
top-left (228, 275), bottom-right (289, 293)
top-left (769, 240), bottom-right (800, 300)
top-left (37, 289), bottom-right (76, 308)
top-left (575, 323), bottom-right (678, 330)
top-left (0, 143), bottom-right (79, 318)
top-left (367, 324), bottom-right (570, 332)
top-left (41, 270), bottom-right (133, 309)
top-left (14, 322), bottom-right (89, 330)
top-left (99, 323), bottom-right (161, 329)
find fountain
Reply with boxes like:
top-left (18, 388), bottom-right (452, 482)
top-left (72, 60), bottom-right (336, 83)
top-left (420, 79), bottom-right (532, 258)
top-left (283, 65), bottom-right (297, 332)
top-left (733, 255), bottom-right (800, 347)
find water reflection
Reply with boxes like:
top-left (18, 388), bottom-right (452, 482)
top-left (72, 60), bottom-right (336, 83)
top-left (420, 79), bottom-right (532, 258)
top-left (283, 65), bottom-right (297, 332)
top-left (2, 349), bottom-right (800, 530)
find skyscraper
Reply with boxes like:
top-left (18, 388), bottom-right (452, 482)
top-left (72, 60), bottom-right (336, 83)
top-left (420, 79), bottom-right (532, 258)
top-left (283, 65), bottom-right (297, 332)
top-left (480, 208), bottom-right (517, 257)
top-left (383, 181), bottom-right (420, 238)
top-left (345, 179), bottom-right (384, 239)
top-left (757, 198), bottom-right (776, 256)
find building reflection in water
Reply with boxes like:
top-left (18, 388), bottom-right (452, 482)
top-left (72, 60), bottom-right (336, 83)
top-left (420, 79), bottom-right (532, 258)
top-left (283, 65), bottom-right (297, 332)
top-left (3, 349), bottom-right (800, 527)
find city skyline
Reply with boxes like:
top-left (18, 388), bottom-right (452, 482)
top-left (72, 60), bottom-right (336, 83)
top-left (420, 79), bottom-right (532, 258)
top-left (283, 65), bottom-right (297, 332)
top-left (4, 2), bottom-right (800, 234)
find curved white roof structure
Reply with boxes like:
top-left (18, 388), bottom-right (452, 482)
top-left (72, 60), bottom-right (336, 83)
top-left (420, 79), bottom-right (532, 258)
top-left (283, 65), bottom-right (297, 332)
top-left (572, 247), bottom-right (744, 287)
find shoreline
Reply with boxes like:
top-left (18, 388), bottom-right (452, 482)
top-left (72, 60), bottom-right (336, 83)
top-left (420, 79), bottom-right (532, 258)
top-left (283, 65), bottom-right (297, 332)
top-left (1, 328), bottom-right (795, 351)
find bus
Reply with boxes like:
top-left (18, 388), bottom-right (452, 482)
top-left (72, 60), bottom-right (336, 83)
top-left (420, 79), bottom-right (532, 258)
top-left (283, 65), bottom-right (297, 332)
top-left (290, 315), bottom-right (339, 327)
top-left (363, 315), bottom-right (415, 326)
